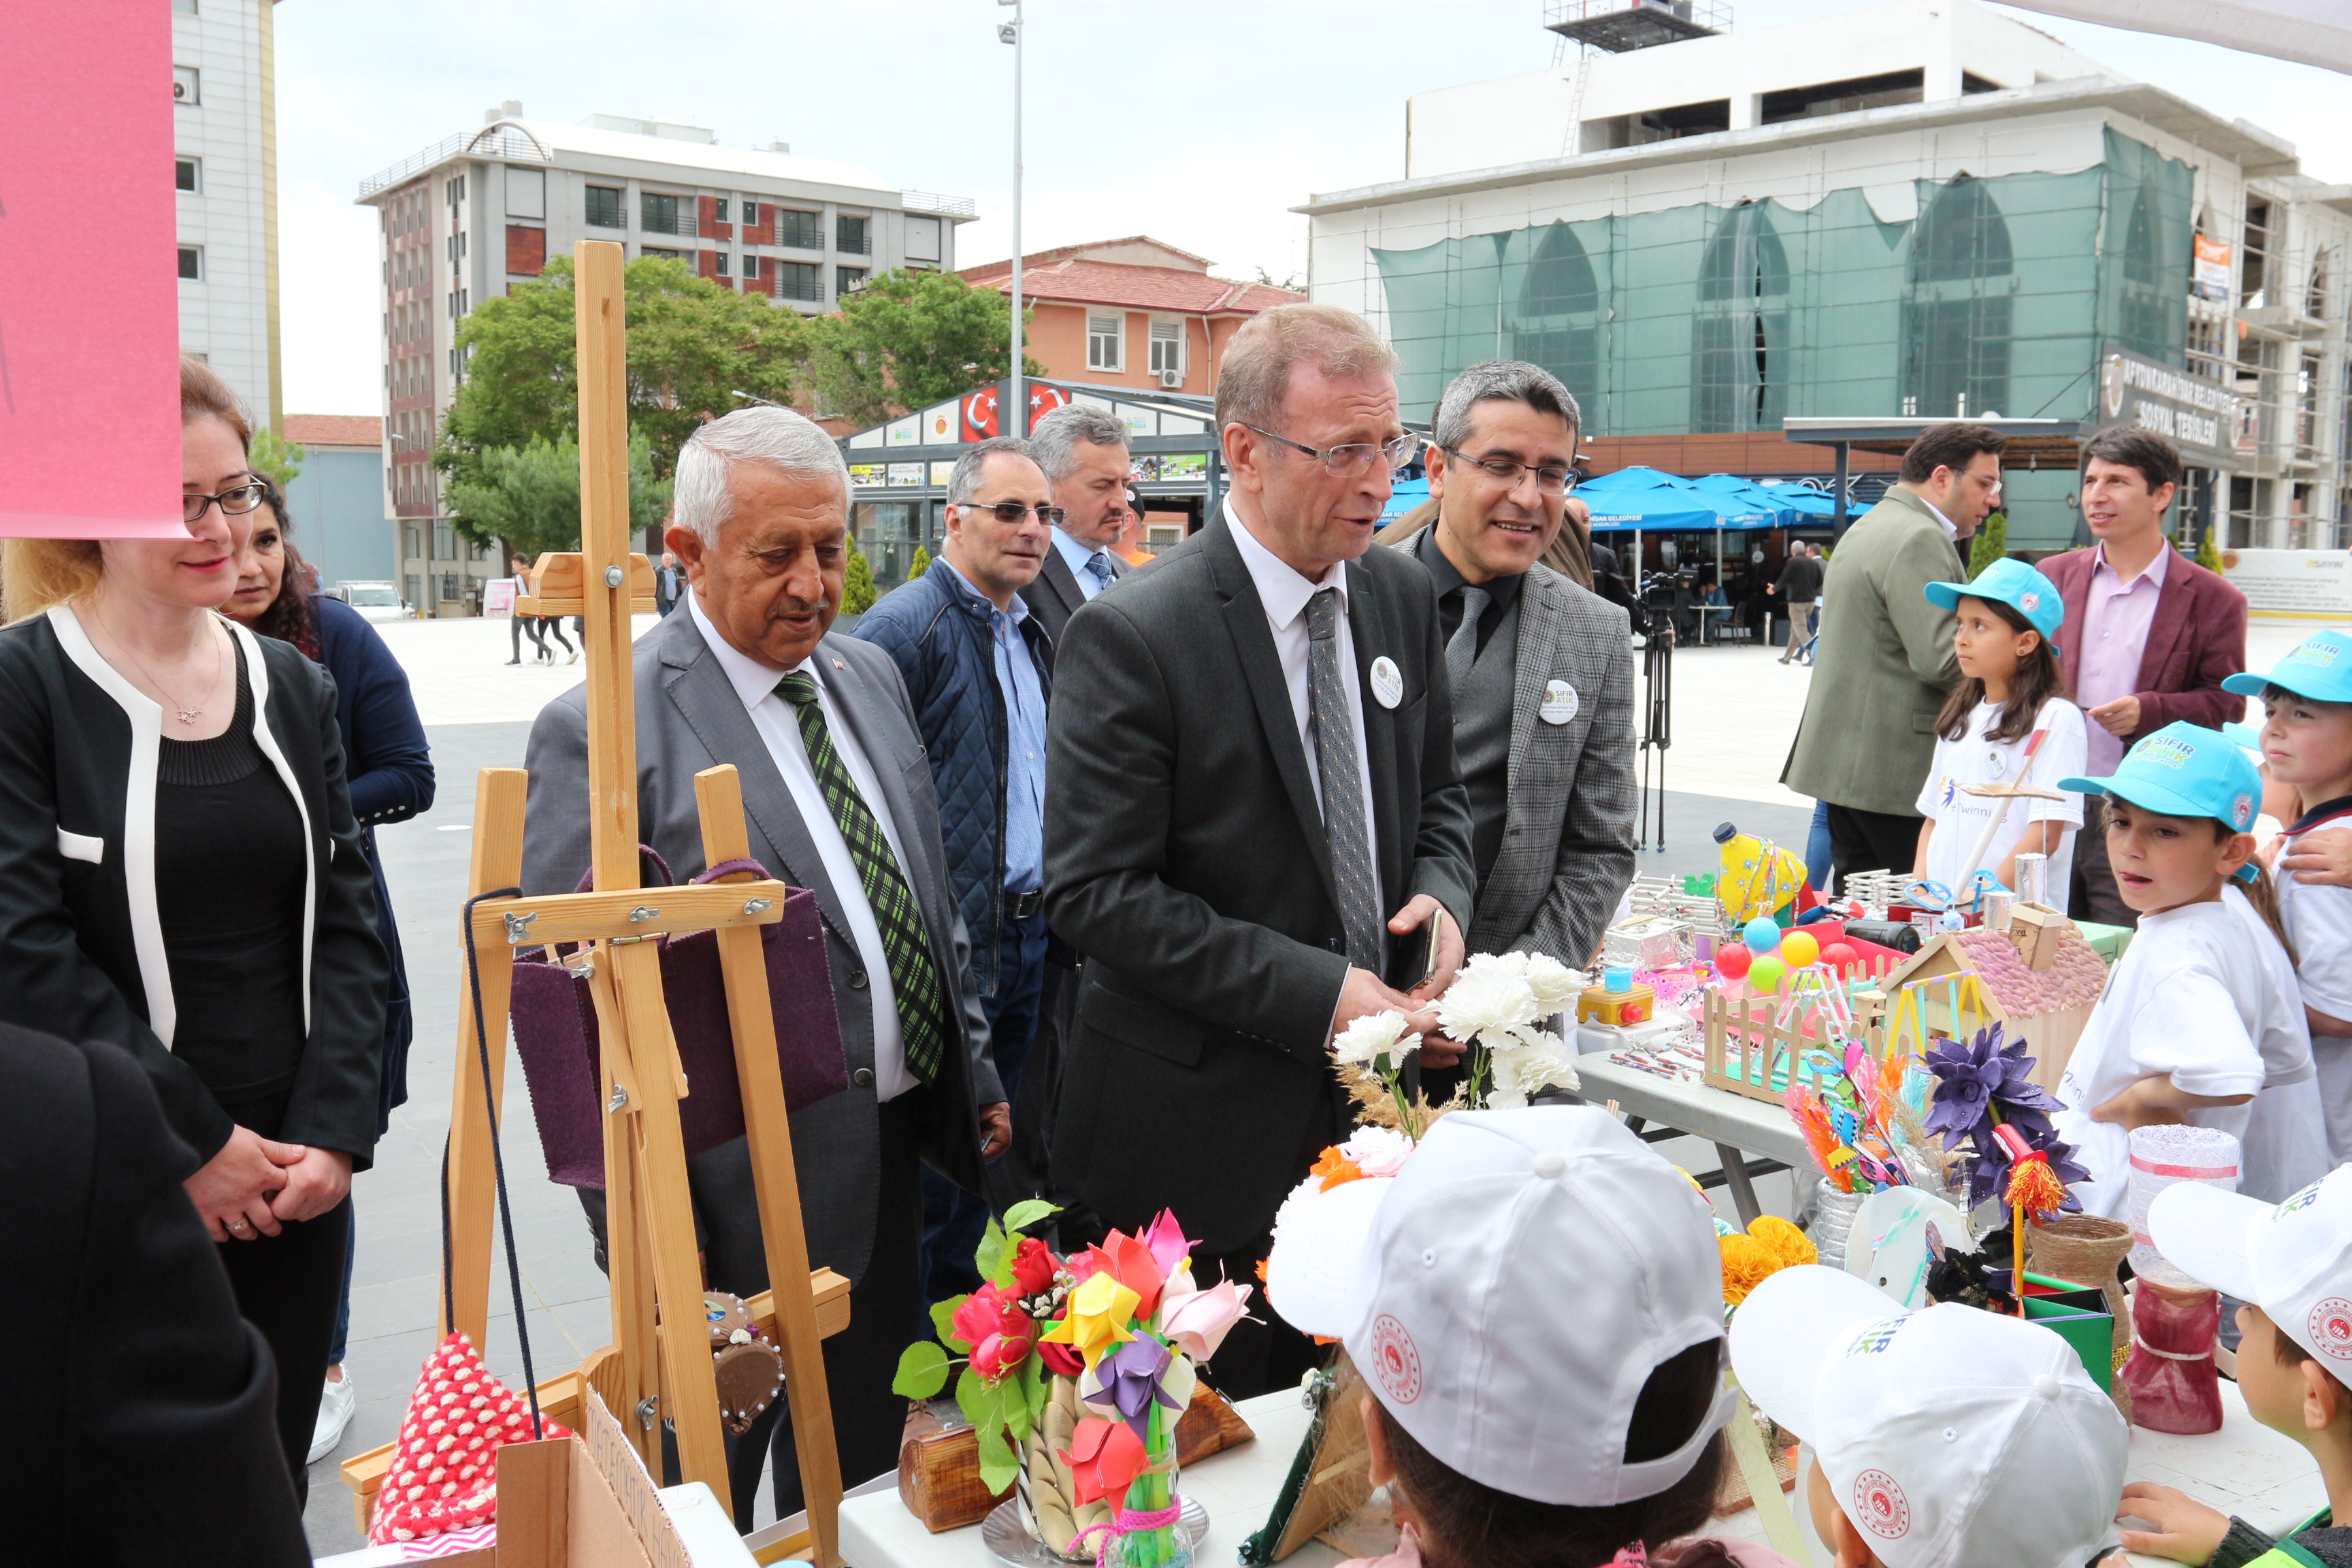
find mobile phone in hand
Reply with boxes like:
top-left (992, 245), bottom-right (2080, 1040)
top-left (1421, 910), bottom-right (1446, 988)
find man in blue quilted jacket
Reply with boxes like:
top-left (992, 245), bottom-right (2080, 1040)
top-left (855, 435), bottom-right (1056, 1301)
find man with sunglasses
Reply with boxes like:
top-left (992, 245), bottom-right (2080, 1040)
top-left (1043, 302), bottom-right (1475, 1396)
top-left (855, 436), bottom-right (1057, 1302)
top-left (1392, 361), bottom-right (1635, 983)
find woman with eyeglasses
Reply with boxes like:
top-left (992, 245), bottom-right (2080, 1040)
top-left (0, 357), bottom-right (389, 1501)
top-left (224, 478), bottom-right (434, 1467)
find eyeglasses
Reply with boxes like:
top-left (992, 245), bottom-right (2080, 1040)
top-left (1245, 425), bottom-right (1420, 478)
top-left (956, 500), bottom-right (1064, 526)
top-left (184, 478), bottom-right (268, 525)
top-left (1437, 446), bottom-right (1579, 496)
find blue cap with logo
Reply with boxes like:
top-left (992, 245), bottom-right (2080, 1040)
top-left (1923, 557), bottom-right (2065, 642)
top-left (2058, 720), bottom-right (2262, 833)
top-left (2221, 629), bottom-right (2352, 704)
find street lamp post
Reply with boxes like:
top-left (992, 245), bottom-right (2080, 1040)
top-left (999, 0), bottom-right (1024, 435)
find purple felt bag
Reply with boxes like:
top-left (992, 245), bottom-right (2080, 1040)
top-left (508, 849), bottom-right (850, 1189)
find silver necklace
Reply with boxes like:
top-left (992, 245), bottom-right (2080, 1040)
top-left (97, 609), bottom-right (223, 727)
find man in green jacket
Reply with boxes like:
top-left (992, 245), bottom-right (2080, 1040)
top-left (1783, 424), bottom-right (2006, 887)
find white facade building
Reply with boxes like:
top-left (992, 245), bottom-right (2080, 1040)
top-left (172, 0), bottom-right (280, 429)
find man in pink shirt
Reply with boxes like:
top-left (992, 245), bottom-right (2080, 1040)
top-left (2041, 428), bottom-right (2248, 924)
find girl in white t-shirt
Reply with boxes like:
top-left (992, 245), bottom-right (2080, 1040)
top-left (1911, 557), bottom-right (2087, 913)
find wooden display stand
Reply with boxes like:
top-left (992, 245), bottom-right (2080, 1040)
top-left (342, 240), bottom-right (847, 1567)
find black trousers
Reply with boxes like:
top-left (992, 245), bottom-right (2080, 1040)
top-left (510, 615), bottom-right (547, 660)
top-left (2070, 819), bottom-right (2136, 928)
top-left (217, 1194), bottom-right (351, 1506)
top-left (1826, 802), bottom-right (1926, 894)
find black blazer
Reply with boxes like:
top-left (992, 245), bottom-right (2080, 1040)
top-left (1043, 513), bottom-right (1474, 1255)
top-left (0, 609), bottom-right (388, 1168)
top-left (1018, 538), bottom-right (1125, 647)
top-left (1, 1023), bottom-right (310, 1565)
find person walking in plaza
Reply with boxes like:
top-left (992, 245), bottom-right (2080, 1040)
top-left (1389, 360), bottom-right (1635, 970)
top-left (1044, 302), bottom-right (1475, 1398)
top-left (655, 548), bottom-right (684, 617)
top-left (1769, 539), bottom-right (1823, 663)
top-left (1019, 404), bottom-right (1133, 644)
top-left (0, 358), bottom-right (389, 1501)
top-left (2038, 428), bottom-right (2247, 926)
top-left (853, 436), bottom-right (1056, 1304)
top-left (504, 553), bottom-right (548, 665)
top-left (521, 406), bottom-right (1006, 1526)
top-left (1783, 423), bottom-right (2006, 888)
top-left (224, 483), bottom-right (436, 1466)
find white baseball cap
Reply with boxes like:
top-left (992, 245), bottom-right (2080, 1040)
top-left (2149, 1164), bottom-right (2352, 1369)
top-left (1731, 1267), bottom-right (2126, 1568)
top-left (1263, 1107), bottom-right (1731, 1507)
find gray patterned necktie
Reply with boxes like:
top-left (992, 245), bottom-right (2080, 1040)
top-left (1085, 551), bottom-right (1115, 592)
top-left (1305, 587), bottom-right (1385, 973)
top-left (1444, 586), bottom-right (1489, 694)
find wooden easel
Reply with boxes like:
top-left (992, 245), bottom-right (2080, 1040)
top-left (342, 240), bottom-right (847, 1566)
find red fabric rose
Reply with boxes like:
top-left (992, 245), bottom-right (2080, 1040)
top-left (970, 1328), bottom-right (1032, 1381)
top-left (1011, 1236), bottom-right (1058, 1298)
top-left (949, 1283), bottom-right (1026, 1350)
top-left (1036, 1339), bottom-right (1085, 1377)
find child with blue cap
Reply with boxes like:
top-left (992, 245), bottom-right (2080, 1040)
top-left (1911, 557), bottom-right (2088, 911)
top-left (2051, 722), bottom-right (2322, 1214)
top-left (2225, 628), bottom-right (2352, 1164)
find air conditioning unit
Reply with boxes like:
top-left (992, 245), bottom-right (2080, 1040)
top-left (1158, 369), bottom-right (1181, 389)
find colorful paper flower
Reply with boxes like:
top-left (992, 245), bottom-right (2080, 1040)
top-left (1062, 1416), bottom-right (1148, 1507)
top-left (1158, 1277), bottom-right (1252, 1362)
top-left (1925, 1026), bottom-right (2085, 1209)
top-left (1037, 1271), bottom-right (1138, 1367)
top-left (1310, 1146), bottom-right (1366, 1191)
top-left (1083, 1231), bottom-right (1168, 1321)
top-left (1085, 1338), bottom-right (1183, 1444)
top-left (1139, 1210), bottom-right (1196, 1281)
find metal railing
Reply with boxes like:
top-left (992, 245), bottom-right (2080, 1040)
top-left (901, 190), bottom-right (977, 219)
top-left (641, 203), bottom-right (700, 238)
top-left (1544, 0), bottom-right (1731, 31)
top-left (358, 123), bottom-right (551, 200)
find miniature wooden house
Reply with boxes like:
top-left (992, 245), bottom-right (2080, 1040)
top-left (1878, 907), bottom-right (2107, 1089)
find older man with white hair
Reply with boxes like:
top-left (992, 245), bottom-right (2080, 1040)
top-left (521, 406), bottom-right (1005, 1526)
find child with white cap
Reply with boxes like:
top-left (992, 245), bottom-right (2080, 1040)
top-left (2124, 1164), bottom-right (2352, 1566)
top-left (1729, 1264), bottom-right (2128, 1568)
top-left (1264, 1106), bottom-right (1789, 1568)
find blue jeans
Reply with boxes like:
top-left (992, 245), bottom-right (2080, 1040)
top-left (327, 1200), bottom-right (355, 1366)
top-left (919, 906), bottom-right (1048, 1307)
top-left (1806, 799), bottom-right (1834, 895)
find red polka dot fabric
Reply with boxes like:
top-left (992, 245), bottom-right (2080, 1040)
top-left (368, 1332), bottom-right (572, 1544)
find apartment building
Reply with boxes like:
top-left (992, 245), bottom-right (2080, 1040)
top-left (172, 0), bottom-right (280, 429)
top-left (355, 106), bottom-right (975, 615)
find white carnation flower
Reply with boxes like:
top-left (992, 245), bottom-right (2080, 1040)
top-left (1435, 957), bottom-right (1543, 1050)
top-left (1333, 1009), bottom-right (1420, 1068)
top-left (1487, 1039), bottom-right (1580, 1109)
top-left (1520, 954), bottom-right (1587, 1015)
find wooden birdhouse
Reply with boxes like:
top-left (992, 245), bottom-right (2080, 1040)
top-left (1878, 906), bottom-right (2107, 1089)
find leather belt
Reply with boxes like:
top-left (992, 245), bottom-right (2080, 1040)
top-left (1007, 887), bottom-right (1045, 921)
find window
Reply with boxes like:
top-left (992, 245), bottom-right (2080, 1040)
top-left (2312, 248), bottom-right (2334, 321)
top-left (585, 185), bottom-right (623, 229)
top-left (1088, 314), bottom-right (1124, 372)
top-left (742, 255), bottom-right (762, 280)
top-left (776, 208), bottom-right (823, 250)
top-left (2242, 197), bottom-right (2273, 309)
top-left (642, 246), bottom-right (687, 262)
top-left (1512, 223), bottom-right (1601, 413)
top-left (1149, 320), bottom-right (1183, 376)
top-left (1690, 202), bottom-right (1789, 433)
top-left (173, 0), bottom-right (197, 12)
top-left (177, 245), bottom-right (202, 280)
top-left (714, 199), bottom-right (731, 224)
top-left (172, 65), bottom-right (199, 104)
top-left (836, 214), bottom-right (870, 255)
top-left (741, 201), bottom-right (760, 228)
top-left (641, 192), bottom-right (691, 238)
top-left (1901, 176), bottom-right (2014, 420)
top-left (715, 252), bottom-right (730, 277)
top-left (836, 265), bottom-right (866, 295)
top-left (1760, 69), bottom-right (1923, 125)
top-left (175, 157), bottom-right (199, 193)
top-left (504, 167), bottom-right (545, 220)
top-left (777, 261), bottom-right (821, 301)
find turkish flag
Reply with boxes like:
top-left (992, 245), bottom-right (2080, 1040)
top-left (962, 388), bottom-right (1000, 440)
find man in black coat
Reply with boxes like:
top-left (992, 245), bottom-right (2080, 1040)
top-left (1043, 303), bottom-right (1475, 1397)
top-left (2, 1022), bottom-right (310, 1566)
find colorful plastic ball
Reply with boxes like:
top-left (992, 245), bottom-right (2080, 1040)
top-left (1715, 943), bottom-right (1752, 979)
top-left (1821, 941), bottom-right (1859, 973)
top-left (1741, 917), bottom-right (1781, 953)
top-left (1748, 956), bottom-right (1787, 992)
top-left (1780, 930), bottom-right (1820, 969)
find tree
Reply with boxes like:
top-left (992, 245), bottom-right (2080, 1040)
top-left (806, 269), bottom-right (1047, 429)
top-left (841, 546), bottom-right (878, 615)
top-left (1252, 265), bottom-right (1305, 293)
top-left (444, 429), bottom-right (672, 560)
top-left (906, 544), bottom-right (932, 583)
top-left (435, 254), bottom-right (806, 498)
top-left (1969, 509), bottom-right (2008, 576)
top-left (249, 426), bottom-right (305, 490)
top-left (2194, 525), bottom-right (2225, 573)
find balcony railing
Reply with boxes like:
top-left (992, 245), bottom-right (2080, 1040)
top-left (640, 204), bottom-right (700, 238)
top-left (359, 122), bottom-right (551, 200)
top-left (901, 190), bottom-right (977, 219)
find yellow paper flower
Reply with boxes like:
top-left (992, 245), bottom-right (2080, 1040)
top-left (1037, 1270), bottom-right (1139, 1367)
top-left (1718, 1233), bottom-right (1776, 1307)
top-left (1747, 1215), bottom-right (1818, 1271)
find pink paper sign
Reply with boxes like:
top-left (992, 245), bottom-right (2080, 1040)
top-left (0, 0), bottom-right (189, 538)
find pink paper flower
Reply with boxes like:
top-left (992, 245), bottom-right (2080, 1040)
top-left (1158, 1277), bottom-right (1252, 1362)
top-left (1139, 1210), bottom-right (1196, 1280)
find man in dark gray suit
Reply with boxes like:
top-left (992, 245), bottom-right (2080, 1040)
top-left (1045, 302), bottom-right (1475, 1397)
top-left (522, 406), bottom-right (1006, 1524)
top-left (1392, 361), bottom-right (1635, 970)
top-left (1019, 404), bottom-right (1133, 644)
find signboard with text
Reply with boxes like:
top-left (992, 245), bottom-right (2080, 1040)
top-left (2220, 549), bottom-right (2352, 619)
top-left (2095, 344), bottom-right (2241, 469)
top-left (2193, 233), bottom-right (2233, 301)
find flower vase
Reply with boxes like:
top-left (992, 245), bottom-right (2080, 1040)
top-left (1807, 1185), bottom-right (1867, 1272)
top-left (1116, 1404), bottom-right (1189, 1568)
top-left (2119, 1279), bottom-right (2222, 1435)
top-left (1019, 1376), bottom-right (1108, 1561)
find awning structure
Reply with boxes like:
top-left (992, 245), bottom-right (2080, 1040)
top-left (1996, 0), bottom-right (2352, 76)
top-left (1782, 417), bottom-right (2090, 472)
top-left (1580, 466), bottom-right (1780, 532)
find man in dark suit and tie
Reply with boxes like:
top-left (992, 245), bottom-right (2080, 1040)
top-left (1020, 404), bottom-right (1134, 643)
top-left (523, 406), bottom-right (1006, 1525)
top-left (1044, 302), bottom-right (1475, 1397)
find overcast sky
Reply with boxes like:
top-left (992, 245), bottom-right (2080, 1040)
top-left (273, 0), bottom-right (2351, 415)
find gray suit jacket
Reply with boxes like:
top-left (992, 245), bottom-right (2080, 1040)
top-left (1018, 540), bottom-right (1125, 648)
top-left (1455, 559), bottom-right (1639, 966)
top-left (520, 607), bottom-right (1000, 1287)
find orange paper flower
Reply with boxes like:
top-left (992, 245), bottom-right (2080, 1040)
top-left (1081, 1230), bottom-right (1168, 1322)
top-left (1062, 1416), bottom-right (1148, 1507)
top-left (1311, 1147), bottom-right (1365, 1191)
top-left (1747, 1215), bottom-right (1818, 1271)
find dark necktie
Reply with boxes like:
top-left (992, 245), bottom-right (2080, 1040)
top-left (774, 671), bottom-right (945, 1082)
top-left (1444, 586), bottom-right (1490, 694)
top-left (1305, 587), bottom-right (1385, 973)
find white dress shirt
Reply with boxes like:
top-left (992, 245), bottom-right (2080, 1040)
top-left (1921, 495), bottom-right (1959, 542)
top-left (688, 592), bottom-right (917, 1101)
top-left (1051, 525), bottom-right (1116, 602)
top-left (1224, 498), bottom-right (1385, 911)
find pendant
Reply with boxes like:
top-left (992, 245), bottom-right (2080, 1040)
top-left (175, 707), bottom-right (202, 725)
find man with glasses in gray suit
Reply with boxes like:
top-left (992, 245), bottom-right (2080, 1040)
top-left (521, 406), bottom-right (1005, 1528)
top-left (1389, 361), bottom-right (1635, 973)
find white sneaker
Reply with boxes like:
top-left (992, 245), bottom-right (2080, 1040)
top-left (309, 1371), bottom-right (356, 1464)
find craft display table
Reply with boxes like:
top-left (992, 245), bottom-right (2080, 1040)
top-left (840, 1380), bottom-right (2325, 1568)
top-left (1573, 1054), bottom-right (1813, 1226)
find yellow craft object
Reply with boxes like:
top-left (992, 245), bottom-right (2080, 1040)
top-left (1746, 1215), bottom-right (1818, 1271)
top-left (1037, 1271), bottom-right (1139, 1367)
top-left (1719, 1233), bottom-right (1777, 1307)
top-left (1716, 830), bottom-right (1807, 924)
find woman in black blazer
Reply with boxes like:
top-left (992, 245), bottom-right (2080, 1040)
top-left (0, 359), bottom-right (387, 1499)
